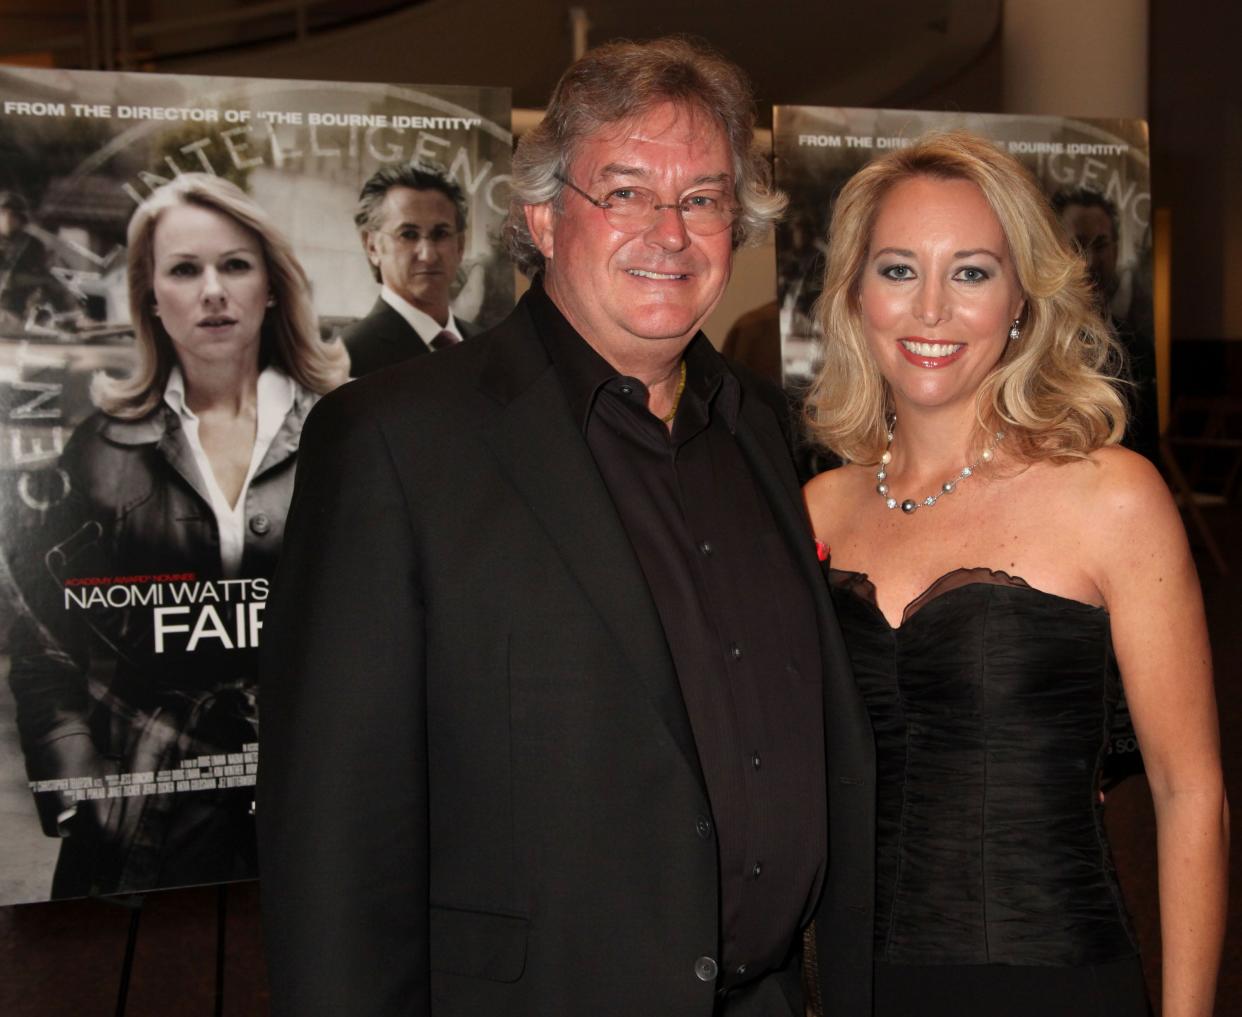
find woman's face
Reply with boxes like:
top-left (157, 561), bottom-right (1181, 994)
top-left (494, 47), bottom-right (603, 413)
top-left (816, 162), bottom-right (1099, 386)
top-left (150, 202), bottom-right (270, 373)
top-left (858, 175), bottom-right (1025, 416)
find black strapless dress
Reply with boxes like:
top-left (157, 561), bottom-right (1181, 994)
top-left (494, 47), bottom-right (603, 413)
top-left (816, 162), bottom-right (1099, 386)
top-left (828, 566), bottom-right (1150, 1016)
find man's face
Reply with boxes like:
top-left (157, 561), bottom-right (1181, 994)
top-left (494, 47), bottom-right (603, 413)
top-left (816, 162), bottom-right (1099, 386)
top-left (1060, 203), bottom-right (1118, 304)
top-left (526, 102), bottom-right (735, 371)
top-left (364, 186), bottom-right (464, 322)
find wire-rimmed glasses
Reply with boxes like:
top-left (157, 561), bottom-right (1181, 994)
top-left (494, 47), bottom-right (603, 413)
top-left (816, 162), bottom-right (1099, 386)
top-left (555, 174), bottom-right (737, 236)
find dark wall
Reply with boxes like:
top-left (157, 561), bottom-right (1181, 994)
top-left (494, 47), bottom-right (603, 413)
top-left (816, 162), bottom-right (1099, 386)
top-left (1150, 0), bottom-right (1242, 345)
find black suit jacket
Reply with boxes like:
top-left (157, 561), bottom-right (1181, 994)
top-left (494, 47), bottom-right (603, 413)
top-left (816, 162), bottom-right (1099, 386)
top-left (342, 296), bottom-right (482, 377)
top-left (258, 294), bottom-right (875, 1017)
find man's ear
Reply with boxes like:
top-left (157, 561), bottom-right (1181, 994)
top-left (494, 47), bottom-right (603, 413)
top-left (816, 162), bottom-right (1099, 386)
top-left (362, 230), bottom-right (381, 268)
top-left (525, 202), bottom-right (555, 261)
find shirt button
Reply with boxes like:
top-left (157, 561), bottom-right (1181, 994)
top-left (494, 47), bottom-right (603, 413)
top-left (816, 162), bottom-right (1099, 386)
top-left (249, 512), bottom-right (271, 536)
top-left (698, 540), bottom-right (713, 556)
top-left (751, 753), bottom-right (761, 770)
top-left (751, 861), bottom-right (762, 879)
top-left (619, 383), bottom-right (634, 396)
top-left (695, 816), bottom-right (712, 839)
top-left (736, 963), bottom-right (748, 976)
top-left (694, 955), bottom-right (719, 982)
top-left (729, 643), bottom-right (743, 661)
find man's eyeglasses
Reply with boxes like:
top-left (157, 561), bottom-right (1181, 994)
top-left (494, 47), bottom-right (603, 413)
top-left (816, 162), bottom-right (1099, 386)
top-left (555, 174), bottom-right (737, 236)
top-left (376, 225), bottom-right (461, 247)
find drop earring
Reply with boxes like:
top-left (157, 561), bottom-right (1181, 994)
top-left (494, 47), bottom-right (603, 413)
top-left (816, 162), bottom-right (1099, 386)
top-left (1008, 318), bottom-right (1021, 342)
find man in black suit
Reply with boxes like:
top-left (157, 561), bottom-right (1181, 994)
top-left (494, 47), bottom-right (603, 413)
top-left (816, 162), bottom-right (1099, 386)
top-left (259, 37), bottom-right (874, 1017)
top-left (343, 162), bottom-right (481, 376)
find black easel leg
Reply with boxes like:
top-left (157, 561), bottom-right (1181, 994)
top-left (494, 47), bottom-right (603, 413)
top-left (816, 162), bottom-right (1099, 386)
top-left (214, 884), bottom-right (228, 1017)
top-left (114, 897), bottom-right (144, 1017)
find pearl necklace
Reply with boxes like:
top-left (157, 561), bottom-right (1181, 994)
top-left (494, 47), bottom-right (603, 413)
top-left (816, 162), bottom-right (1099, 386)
top-left (876, 417), bottom-right (1005, 514)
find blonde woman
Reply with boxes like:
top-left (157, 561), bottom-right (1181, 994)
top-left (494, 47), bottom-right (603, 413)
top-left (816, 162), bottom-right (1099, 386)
top-left (804, 132), bottom-right (1226, 1016)
top-left (10, 173), bottom-right (347, 897)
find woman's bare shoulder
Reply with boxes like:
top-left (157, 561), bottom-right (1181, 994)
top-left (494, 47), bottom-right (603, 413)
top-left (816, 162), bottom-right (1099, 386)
top-left (803, 463), bottom-right (868, 533)
top-left (803, 462), bottom-right (865, 500)
top-left (1053, 446), bottom-right (1188, 586)
top-left (1063, 445), bottom-right (1173, 520)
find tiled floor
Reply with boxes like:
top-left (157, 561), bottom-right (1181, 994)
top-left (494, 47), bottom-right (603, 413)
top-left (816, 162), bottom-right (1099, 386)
top-left (1, 504), bottom-right (1237, 1016)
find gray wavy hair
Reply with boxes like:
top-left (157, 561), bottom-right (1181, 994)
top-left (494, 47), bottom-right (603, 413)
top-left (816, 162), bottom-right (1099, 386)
top-left (503, 36), bottom-right (786, 276)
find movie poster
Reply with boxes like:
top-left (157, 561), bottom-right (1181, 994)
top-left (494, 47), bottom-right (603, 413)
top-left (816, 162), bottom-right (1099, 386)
top-left (773, 107), bottom-right (1155, 460)
top-left (0, 67), bottom-right (512, 904)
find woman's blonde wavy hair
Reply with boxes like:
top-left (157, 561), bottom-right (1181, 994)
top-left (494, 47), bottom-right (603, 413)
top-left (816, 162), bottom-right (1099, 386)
top-left (94, 173), bottom-right (349, 418)
top-left (804, 129), bottom-right (1126, 465)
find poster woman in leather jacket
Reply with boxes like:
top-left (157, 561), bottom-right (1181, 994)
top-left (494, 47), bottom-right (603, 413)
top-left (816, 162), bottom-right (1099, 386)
top-left (9, 173), bottom-right (349, 897)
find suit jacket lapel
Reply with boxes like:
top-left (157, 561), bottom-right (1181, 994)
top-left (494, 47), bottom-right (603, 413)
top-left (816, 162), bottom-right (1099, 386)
top-left (373, 300), bottom-right (430, 358)
top-left (103, 408), bottom-right (214, 506)
top-left (477, 310), bottom-right (705, 789)
top-left (732, 378), bottom-right (872, 771)
top-left (734, 390), bottom-right (806, 525)
top-left (732, 383), bottom-right (832, 607)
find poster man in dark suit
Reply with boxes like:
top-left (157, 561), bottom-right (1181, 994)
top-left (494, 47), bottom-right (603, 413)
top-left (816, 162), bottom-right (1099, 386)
top-left (343, 162), bottom-right (481, 376)
top-left (259, 37), bottom-right (874, 1017)
top-left (1053, 187), bottom-right (1159, 462)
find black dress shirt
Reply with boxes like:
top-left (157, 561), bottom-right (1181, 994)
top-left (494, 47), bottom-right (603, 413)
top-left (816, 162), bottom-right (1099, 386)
top-left (529, 282), bottom-right (827, 990)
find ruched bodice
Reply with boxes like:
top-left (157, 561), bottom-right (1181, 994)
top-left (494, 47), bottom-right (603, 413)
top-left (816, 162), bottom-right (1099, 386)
top-left (828, 566), bottom-right (1138, 966)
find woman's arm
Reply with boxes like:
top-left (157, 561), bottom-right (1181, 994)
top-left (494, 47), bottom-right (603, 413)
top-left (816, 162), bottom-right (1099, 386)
top-left (1092, 449), bottom-right (1228, 1017)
